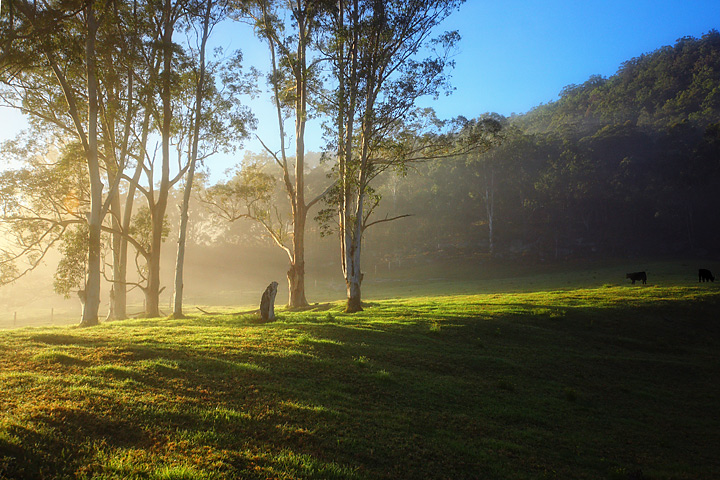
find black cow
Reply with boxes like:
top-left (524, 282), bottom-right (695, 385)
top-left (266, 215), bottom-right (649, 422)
top-left (626, 271), bottom-right (647, 285)
top-left (699, 268), bottom-right (715, 282)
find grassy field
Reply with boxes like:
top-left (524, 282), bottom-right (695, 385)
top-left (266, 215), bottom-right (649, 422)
top-left (0, 257), bottom-right (711, 328)
top-left (1, 275), bottom-right (719, 478)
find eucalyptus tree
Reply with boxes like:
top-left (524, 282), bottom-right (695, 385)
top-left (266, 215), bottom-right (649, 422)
top-left (0, 138), bottom-right (90, 291)
top-left (171, 0), bottom-right (214, 319)
top-left (130, 0), bottom-right (184, 317)
top-left (323, 0), bottom-right (465, 312)
top-left (234, 0), bottom-right (334, 308)
top-left (0, 0), bottom-right (175, 322)
top-left (463, 115), bottom-right (507, 256)
top-left (0, 0), bottom-right (127, 326)
top-left (124, 0), bottom-right (214, 318)
top-left (99, 0), bottom-right (149, 320)
top-left (172, 0), bottom-right (254, 318)
top-left (1, 0), bottom-right (250, 320)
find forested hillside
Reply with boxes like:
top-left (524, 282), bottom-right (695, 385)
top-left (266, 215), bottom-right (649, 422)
top-left (371, 30), bottom-right (720, 262)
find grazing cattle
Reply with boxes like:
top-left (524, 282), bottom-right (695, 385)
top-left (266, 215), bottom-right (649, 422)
top-left (626, 271), bottom-right (647, 285)
top-left (699, 268), bottom-right (715, 282)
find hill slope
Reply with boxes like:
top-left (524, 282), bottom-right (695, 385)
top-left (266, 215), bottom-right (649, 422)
top-left (1, 285), bottom-right (719, 479)
top-left (389, 30), bottom-right (720, 261)
top-left (519, 30), bottom-right (720, 133)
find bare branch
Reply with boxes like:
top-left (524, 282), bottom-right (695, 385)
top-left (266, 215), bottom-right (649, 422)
top-left (306, 179), bottom-right (337, 211)
top-left (363, 213), bottom-right (412, 231)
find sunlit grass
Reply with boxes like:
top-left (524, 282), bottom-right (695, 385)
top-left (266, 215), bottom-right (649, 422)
top-left (1, 281), bottom-right (719, 479)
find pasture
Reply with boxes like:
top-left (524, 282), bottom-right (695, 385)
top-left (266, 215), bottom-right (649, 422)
top-left (0, 265), bottom-right (719, 479)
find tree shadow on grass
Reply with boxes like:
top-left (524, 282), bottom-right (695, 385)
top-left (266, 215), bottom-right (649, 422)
top-left (0, 408), bottom-right (148, 480)
top-left (28, 333), bottom-right (107, 347)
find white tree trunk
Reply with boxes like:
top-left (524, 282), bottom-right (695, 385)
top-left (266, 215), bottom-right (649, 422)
top-left (80, 2), bottom-right (102, 327)
top-left (173, 0), bottom-right (212, 319)
top-left (484, 167), bottom-right (495, 256)
top-left (146, 0), bottom-right (174, 318)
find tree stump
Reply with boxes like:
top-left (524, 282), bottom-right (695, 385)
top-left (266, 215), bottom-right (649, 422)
top-left (260, 281), bottom-right (278, 322)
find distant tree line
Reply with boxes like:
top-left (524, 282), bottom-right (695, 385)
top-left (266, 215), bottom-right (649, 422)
top-left (363, 31), bottom-right (720, 262)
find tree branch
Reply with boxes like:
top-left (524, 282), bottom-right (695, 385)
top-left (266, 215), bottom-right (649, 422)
top-left (363, 213), bottom-right (412, 231)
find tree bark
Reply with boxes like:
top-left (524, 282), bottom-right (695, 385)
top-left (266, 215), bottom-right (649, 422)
top-left (172, 194), bottom-right (190, 318)
top-left (108, 194), bottom-right (126, 320)
top-left (173, 0), bottom-right (212, 319)
top-left (345, 239), bottom-right (363, 313)
top-left (346, 277), bottom-right (362, 313)
top-left (337, 0), bottom-right (362, 313)
top-left (253, 1), bottom-right (315, 308)
top-left (288, 0), bottom-right (310, 308)
top-left (16, 0), bottom-right (103, 325)
top-left (484, 166), bottom-right (495, 256)
top-left (122, 84), bottom-right (154, 317)
top-left (145, 0), bottom-right (174, 318)
top-left (80, 2), bottom-right (102, 327)
top-left (104, 39), bottom-right (137, 321)
top-left (288, 200), bottom-right (308, 307)
top-left (287, 260), bottom-right (307, 308)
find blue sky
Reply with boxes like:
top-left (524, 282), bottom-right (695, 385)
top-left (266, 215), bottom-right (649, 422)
top-left (1, 0), bottom-right (719, 174)
top-left (433, 0), bottom-right (720, 118)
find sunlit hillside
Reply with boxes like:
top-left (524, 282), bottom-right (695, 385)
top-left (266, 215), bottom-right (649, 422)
top-left (1, 283), bottom-right (719, 479)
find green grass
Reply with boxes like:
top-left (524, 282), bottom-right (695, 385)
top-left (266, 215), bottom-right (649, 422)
top-left (1, 281), bottom-right (719, 479)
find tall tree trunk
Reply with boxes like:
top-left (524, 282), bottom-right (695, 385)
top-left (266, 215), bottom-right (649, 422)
top-left (116, 191), bottom-right (134, 319)
top-left (288, 7), bottom-right (309, 308)
top-left (123, 85), bottom-right (154, 316)
top-left (106, 48), bottom-right (136, 321)
top-left (287, 132), bottom-right (309, 308)
top-left (108, 193), bottom-right (126, 320)
top-left (173, 196), bottom-right (190, 318)
top-left (345, 150), bottom-right (366, 314)
top-left (22, 0), bottom-right (103, 325)
top-left (288, 210), bottom-right (308, 307)
top-left (342, 23), bottom-right (376, 314)
top-left (256, 0), bottom-right (313, 309)
top-left (145, 240), bottom-right (163, 317)
top-left (146, 0), bottom-right (174, 318)
top-left (173, 0), bottom-right (212, 318)
top-left (336, 0), bottom-right (362, 313)
top-left (484, 167), bottom-right (495, 256)
top-left (342, 165), bottom-right (365, 313)
top-left (344, 231), bottom-right (363, 313)
top-left (80, 1), bottom-right (102, 327)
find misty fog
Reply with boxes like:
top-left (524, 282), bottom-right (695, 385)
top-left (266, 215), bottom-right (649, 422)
top-left (3, 30), bottom-right (720, 328)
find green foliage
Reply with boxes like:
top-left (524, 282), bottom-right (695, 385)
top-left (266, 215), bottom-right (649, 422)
top-left (518, 29), bottom-right (720, 133)
top-left (53, 224), bottom-right (90, 298)
top-left (0, 138), bottom-right (89, 287)
top-left (129, 206), bottom-right (170, 252)
top-left (383, 31), bottom-right (720, 260)
top-left (0, 253), bottom-right (19, 287)
top-left (203, 161), bottom-right (277, 227)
